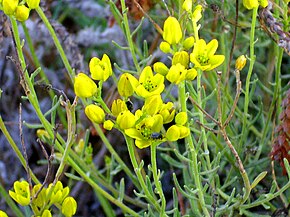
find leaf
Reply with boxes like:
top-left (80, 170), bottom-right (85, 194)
top-left (250, 171), bottom-right (267, 189)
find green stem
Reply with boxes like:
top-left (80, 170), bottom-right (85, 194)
top-left (151, 143), bottom-right (167, 216)
top-left (119, 0), bottom-right (141, 73)
top-left (35, 7), bottom-right (75, 80)
top-left (196, 69), bottom-right (212, 172)
top-left (178, 81), bottom-right (210, 217)
top-left (124, 135), bottom-right (161, 212)
top-left (238, 7), bottom-right (258, 152)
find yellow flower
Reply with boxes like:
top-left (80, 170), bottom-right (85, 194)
top-left (190, 39), bottom-right (225, 71)
top-left (172, 51), bottom-right (190, 68)
top-left (183, 36), bottom-right (195, 50)
top-left (192, 5), bottom-right (203, 23)
top-left (0, 210), bottom-right (8, 217)
top-left (153, 62), bottom-right (169, 76)
top-left (166, 125), bottom-right (180, 141)
top-left (243, 0), bottom-right (259, 9)
top-left (142, 95), bottom-right (163, 116)
top-left (235, 55), bottom-right (247, 71)
top-left (85, 104), bottom-right (105, 124)
top-left (159, 41), bottom-right (171, 53)
top-left (182, 0), bottom-right (192, 12)
top-left (61, 197), bottom-right (77, 217)
top-left (74, 73), bottom-right (97, 98)
top-left (259, 0), bottom-right (268, 8)
top-left (111, 99), bottom-right (128, 117)
top-left (186, 68), bottom-right (197, 80)
top-left (9, 180), bottom-right (30, 206)
top-left (162, 17), bottom-right (182, 45)
top-left (117, 73), bottom-right (138, 97)
top-left (125, 114), bottom-right (163, 149)
top-left (40, 210), bottom-right (52, 217)
top-left (116, 110), bottom-right (136, 130)
top-left (26, 0), bottom-right (40, 9)
top-left (32, 184), bottom-right (47, 208)
top-left (166, 63), bottom-right (187, 84)
top-left (47, 181), bottom-right (70, 205)
top-left (89, 54), bottom-right (112, 81)
top-left (159, 102), bottom-right (175, 124)
top-left (175, 112), bottom-right (188, 125)
top-left (3, 0), bottom-right (18, 15)
top-left (103, 120), bottom-right (114, 130)
top-left (15, 5), bottom-right (30, 22)
top-left (135, 66), bottom-right (165, 98)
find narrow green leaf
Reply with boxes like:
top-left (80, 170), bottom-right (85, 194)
top-left (250, 171), bottom-right (267, 189)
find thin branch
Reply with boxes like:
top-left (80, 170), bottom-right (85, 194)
top-left (224, 69), bottom-right (242, 127)
top-left (19, 104), bottom-right (32, 188)
top-left (189, 96), bottom-right (220, 126)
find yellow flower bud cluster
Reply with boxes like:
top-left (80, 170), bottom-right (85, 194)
top-left (1, 0), bottom-right (40, 22)
top-left (243, 0), bottom-right (268, 10)
top-left (9, 180), bottom-right (77, 217)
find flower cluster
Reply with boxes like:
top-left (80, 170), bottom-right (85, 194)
top-left (155, 5), bottom-right (224, 86)
top-left (243, 0), bottom-right (268, 10)
top-left (73, 5), bottom-right (226, 149)
top-left (0, 0), bottom-right (40, 22)
top-left (9, 180), bottom-right (77, 217)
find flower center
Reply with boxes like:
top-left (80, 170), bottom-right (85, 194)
top-left (142, 79), bottom-right (157, 92)
top-left (137, 124), bottom-right (152, 139)
top-left (197, 53), bottom-right (209, 65)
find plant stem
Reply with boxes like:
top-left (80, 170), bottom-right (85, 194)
top-left (151, 143), bottom-right (167, 216)
top-left (179, 81), bottom-right (210, 217)
top-left (124, 135), bottom-right (161, 212)
top-left (119, 0), bottom-right (141, 73)
top-left (35, 7), bottom-right (75, 80)
top-left (238, 7), bottom-right (258, 152)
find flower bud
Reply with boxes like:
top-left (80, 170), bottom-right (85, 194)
top-left (235, 55), bottom-right (247, 71)
top-left (111, 99), bottom-right (128, 117)
top-left (32, 184), bottom-right (47, 208)
top-left (178, 126), bottom-right (190, 138)
top-left (61, 197), bottom-right (77, 217)
top-left (182, 0), bottom-right (192, 12)
top-left (186, 68), bottom-right (197, 80)
top-left (172, 51), bottom-right (189, 67)
top-left (41, 210), bottom-right (52, 217)
top-left (143, 95), bottom-right (163, 116)
top-left (74, 73), bottom-right (97, 98)
top-left (166, 63), bottom-right (187, 84)
top-left (9, 180), bottom-right (30, 206)
top-left (259, 0), bottom-right (268, 8)
top-left (159, 102), bottom-right (175, 124)
top-left (243, 0), bottom-right (259, 9)
top-left (117, 73), bottom-right (138, 97)
top-left (89, 54), bottom-right (112, 81)
top-left (85, 105), bottom-right (105, 124)
top-left (192, 5), bottom-right (203, 23)
top-left (166, 125), bottom-right (180, 141)
top-left (153, 62), bottom-right (169, 76)
top-left (3, 0), bottom-right (18, 15)
top-left (103, 120), bottom-right (114, 130)
top-left (163, 17), bottom-right (182, 45)
top-left (175, 112), bottom-right (188, 126)
top-left (159, 41), bottom-right (171, 53)
top-left (116, 111), bottom-right (135, 130)
top-left (74, 138), bottom-right (85, 154)
top-left (15, 5), bottom-right (30, 22)
top-left (26, 0), bottom-right (40, 9)
top-left (183, 36), bottom-right (195, 50)
top-left (0, 210), bottom-right (8, 217)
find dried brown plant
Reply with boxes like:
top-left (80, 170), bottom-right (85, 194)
top-left (271, 88), bottom-right (290, 174)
